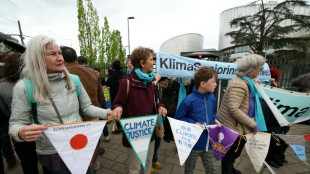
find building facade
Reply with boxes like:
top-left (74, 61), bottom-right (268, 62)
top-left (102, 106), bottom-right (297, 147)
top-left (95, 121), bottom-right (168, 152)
top-left (218, 1), bottom-right (310, 60)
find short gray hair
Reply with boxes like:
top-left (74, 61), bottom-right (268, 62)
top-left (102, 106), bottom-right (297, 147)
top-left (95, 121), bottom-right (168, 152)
top-left (22, 35), bottom-right (75, 104)
top-left (235, 54), bottom-right (266, 77)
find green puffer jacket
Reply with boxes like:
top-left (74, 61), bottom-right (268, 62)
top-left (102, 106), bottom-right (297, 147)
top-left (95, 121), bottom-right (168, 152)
top-left (9, 73), bottom-right (108, 155)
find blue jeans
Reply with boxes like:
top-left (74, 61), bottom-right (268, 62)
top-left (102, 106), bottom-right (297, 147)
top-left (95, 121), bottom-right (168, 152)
top-left (152, 137), bottom-right (161, 163)
top-left (0, 129), bottom-right (16, 164)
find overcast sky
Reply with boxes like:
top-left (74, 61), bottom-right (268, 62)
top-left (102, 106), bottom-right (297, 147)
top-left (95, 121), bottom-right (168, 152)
top-left (2, 0), bottom-right (308, 55)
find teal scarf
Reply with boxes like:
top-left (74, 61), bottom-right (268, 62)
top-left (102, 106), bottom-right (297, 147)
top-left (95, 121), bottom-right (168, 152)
top-left (177, 78), bottom-right (187, 109)
top-left (241, 76), bottom-right (267, 131)
top-left (135, 68), bottom-right (155, 85)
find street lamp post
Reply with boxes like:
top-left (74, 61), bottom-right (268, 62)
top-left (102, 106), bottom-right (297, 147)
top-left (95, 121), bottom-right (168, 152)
top-left (127, 16), bottom-right (135, 57)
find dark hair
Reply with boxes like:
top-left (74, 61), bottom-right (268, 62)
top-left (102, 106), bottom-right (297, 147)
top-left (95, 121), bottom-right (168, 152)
top-left (112, 60), bottom-right (121, 70)
top-left (2, 53), bottom-right (22, 82)
top-left (130, 46), bottom-right (154, 69)
top-left (93, 68), bottom-right (101, 73)
top-left (290, 73), bottom-right (310, 92)
top-left (61, 46), bottom-right (77, 63)
top-left (78, 56), bottom-right (88, 65)
top-left (194, 66), bottom-right (218, 87)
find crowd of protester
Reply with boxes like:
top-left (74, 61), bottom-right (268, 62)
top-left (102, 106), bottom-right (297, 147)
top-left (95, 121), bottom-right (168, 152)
top-left (0, 35), bottom-right (309, 174)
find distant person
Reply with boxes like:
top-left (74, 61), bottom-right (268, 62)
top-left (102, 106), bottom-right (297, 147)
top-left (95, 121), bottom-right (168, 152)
top-left (263, 66), bottom-right (281, 87)
top-left (106, 60), bottom-right (124, 134)
top-left (77, 55), bottom-right (89, 67)
top-left (62, 46), bottom-right (103, 121)
top-left (125, 59), bottom-right (133, 76)
top-left (112, 46), bottom-right (167, 174)
top-left (262, 73), bottom-right (310, 168)
top-left (218, 54), bottom-right (267, 174)
top-left (174, 66), bottom-right (221, 174)
top-left (0, 53), bottom-right (19, 172)
top-left (9, 35), bottom-right (111, 174)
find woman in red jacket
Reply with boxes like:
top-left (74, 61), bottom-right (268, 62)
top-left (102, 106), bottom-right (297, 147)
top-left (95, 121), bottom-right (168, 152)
top-left (112, 46), bottom-right (167, 174)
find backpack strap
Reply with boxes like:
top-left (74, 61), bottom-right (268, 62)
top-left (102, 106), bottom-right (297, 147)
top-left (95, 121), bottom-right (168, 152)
top-left (70, 74), bottom-right (81, 97)
top-left (23, 78), bottom-right (40, 124)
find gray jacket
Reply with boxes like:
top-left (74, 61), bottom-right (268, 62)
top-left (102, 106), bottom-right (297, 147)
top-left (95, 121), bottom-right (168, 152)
top-left (9, 73), bottom-right (108, 155)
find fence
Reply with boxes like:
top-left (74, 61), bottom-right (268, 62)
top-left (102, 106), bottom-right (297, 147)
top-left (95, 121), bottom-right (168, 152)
top-left (268, 59), bottom-right (310, 88)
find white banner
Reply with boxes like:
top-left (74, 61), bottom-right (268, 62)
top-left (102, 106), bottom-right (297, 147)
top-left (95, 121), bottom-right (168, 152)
top-left (44, 121), bottom-right (107, 174)
top-left (120, 115), bottom-right (157, 169)
top-left (167, 117), bottom-right (204, 166)
top-left (244, 132), bottom-right (271, 173)
top-left (156, 52), bottom-right (271, 80)
top-left (256, 84), bottom-right (310, 126)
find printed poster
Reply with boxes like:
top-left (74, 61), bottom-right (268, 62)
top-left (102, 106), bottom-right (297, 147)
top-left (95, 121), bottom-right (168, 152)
top-left (44, 121), bottom-right (107, 174)
top-left (206, 125), bottom-right (239, 161)
top-left (244, 132), bottom-right (271, 173)
top-left (120, 115), bottom-right (157, 169)
top-left (277, 134), bottom-right (308, 165)
top-left (167, 117), bottom-right (204, 166)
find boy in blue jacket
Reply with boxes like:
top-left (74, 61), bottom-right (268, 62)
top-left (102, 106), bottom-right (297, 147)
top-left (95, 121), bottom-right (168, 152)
top-left (174, 66), bottom-right (221, 174)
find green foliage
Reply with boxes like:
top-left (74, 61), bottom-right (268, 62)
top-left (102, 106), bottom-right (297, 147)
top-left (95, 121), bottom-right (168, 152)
top-left (77, 0), bottom-right (126, 67)
top-left (225, 0), bottom-right (310, 55)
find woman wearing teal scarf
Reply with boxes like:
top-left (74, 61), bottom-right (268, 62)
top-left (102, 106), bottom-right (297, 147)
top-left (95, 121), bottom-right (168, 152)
top-left (112, 46), bottom-right (167, 174)
top-left (218, 54), bottom-right (267, 174)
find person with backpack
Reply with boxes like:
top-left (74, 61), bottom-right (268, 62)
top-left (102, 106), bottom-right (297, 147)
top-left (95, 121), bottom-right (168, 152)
top-left (9, 35), bottom-right (112, 174)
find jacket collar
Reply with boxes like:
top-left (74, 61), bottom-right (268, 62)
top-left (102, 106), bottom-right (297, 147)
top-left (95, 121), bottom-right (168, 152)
top-left (192, 86), bottom-right (210, 98)
top-left (47, 72), bottom-right (65, 81)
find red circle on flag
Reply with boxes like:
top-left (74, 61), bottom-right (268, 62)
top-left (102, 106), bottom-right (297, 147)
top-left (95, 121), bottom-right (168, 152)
top-left (70, 134), bottom-right (88, 150)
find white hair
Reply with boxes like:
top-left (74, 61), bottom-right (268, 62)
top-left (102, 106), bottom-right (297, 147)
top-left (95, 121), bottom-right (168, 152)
top-left (235, 54), bottom-right (266, 77)
top-left (22, 35), bottom-right (76, 104)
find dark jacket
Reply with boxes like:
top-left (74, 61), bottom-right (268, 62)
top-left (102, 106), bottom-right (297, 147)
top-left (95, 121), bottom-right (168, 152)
top-left (65, 62), bottom-right (103, 120)
top-left (112, 70), bottom-right (163, 148)
top-left (174, 86), bottom-right (219, 151)
top-left (106, 70), bottom-right (123, 103)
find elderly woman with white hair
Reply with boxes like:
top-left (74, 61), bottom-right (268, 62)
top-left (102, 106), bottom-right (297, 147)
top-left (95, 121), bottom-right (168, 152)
top-left (218, 54), bottom-right (267, 174)
top-left (9, 35), bottom-right (112, 174)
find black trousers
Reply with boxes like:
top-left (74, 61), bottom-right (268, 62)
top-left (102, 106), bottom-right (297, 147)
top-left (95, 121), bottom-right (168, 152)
top-left (15, 142), bottom-right (39, 174)
top-left (163, 116), bottom-right (173, 140)
top-left (0, 137), bottom-right (4, 174)
top-left (221, 137), bottom-right (246, 174)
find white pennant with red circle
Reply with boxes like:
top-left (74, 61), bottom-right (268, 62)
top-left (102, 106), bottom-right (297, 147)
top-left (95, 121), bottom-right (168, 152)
top-left (43, 121), bottom-right (107, 174)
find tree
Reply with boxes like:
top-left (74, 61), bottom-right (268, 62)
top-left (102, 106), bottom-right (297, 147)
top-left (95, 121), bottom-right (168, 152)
top-left (225, 0), bottom-right (310, 56)
top-left (110, 30), bottom-right (126, 67)
top-left (77, 0), bottom-right (101, 66)
top-left (98, 17), bottom-right (126, 67)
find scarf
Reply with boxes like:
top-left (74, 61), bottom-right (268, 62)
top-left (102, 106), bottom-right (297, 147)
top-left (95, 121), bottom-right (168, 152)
top-left (241, 76), bottom-right (267, 131)
top-left (134, 68), bottom-right (155, 85)
top-left (177, 78), bottom-right (187, 109)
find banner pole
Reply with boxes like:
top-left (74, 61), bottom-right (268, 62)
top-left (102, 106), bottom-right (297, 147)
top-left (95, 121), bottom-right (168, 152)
top-left (217, 80), bottom-right (222, 110)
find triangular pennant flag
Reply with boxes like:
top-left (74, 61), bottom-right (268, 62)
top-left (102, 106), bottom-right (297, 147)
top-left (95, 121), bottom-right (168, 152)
top-left (119, 114), bottom-right (157, 169)
top-left (167, 117), bottom-right (204, 166)
top-left (244, 132), bottom-right (271, 173)
top-left (304, 135), bottom-right (310, 142)
top-left (206, 125), bottom-right (239, 161)
top-left (277, 134), bottom-right (309, 165)
top-left (44, 121), bottom-right (107, 174)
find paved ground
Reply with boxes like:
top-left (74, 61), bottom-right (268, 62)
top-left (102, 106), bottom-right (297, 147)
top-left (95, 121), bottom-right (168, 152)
top-left (4, 123), bottom-right (310, 174)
